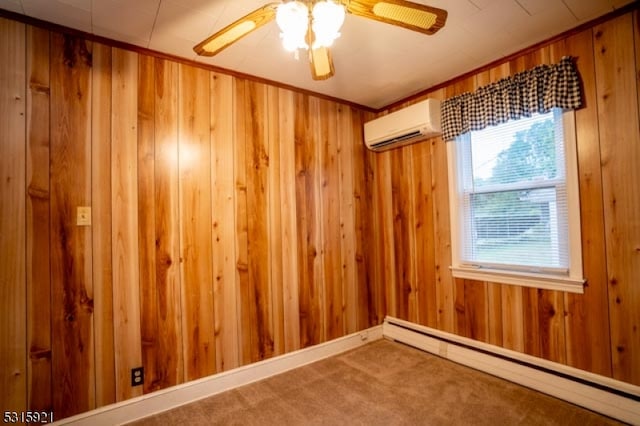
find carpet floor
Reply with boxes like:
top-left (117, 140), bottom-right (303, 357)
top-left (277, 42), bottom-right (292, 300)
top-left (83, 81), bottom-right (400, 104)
top-left (129, 339), bottom-right (621, 425)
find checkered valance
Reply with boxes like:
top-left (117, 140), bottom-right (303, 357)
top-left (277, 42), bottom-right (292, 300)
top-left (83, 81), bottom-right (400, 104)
top-left (441, 56), bottom-right (582, 141)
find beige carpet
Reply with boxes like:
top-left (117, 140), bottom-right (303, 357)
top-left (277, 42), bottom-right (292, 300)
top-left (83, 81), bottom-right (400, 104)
top-left (129, 339), bottom-right (621, 425)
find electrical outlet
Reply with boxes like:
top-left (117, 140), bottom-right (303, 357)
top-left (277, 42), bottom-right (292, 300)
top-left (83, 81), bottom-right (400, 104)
top-left (131, 367), bottom-right (144, 387)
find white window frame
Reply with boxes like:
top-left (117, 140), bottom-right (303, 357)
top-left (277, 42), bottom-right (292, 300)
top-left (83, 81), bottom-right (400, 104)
top-left (446, 109), bottom-right (585, 294)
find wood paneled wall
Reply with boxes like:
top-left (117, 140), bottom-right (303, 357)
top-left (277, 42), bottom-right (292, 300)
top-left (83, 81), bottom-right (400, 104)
top-left (1, 6), bottom-right (639, 422)
top-left (0, 18), bottom-right (374, 419)
top-left (367, 9), bottom-right (640, 386)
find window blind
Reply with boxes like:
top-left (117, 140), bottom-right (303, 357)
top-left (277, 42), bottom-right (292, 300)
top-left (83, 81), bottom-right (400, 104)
top-left (457, 109), bottom-right (569, 273)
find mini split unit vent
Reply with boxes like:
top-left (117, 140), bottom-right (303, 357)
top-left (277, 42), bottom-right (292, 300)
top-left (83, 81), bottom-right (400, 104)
top-left (364, 99), bottom-right (442, 152)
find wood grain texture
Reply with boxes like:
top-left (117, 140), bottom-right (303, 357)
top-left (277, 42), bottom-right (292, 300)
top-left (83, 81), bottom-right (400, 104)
top-left (137, 55), bottom-right (184, 393)
top-left (296, 94), bottom-right (324, 347)
top-left (50, 33), bottom-right (95, 417)
top-left (234, 78), bottom-right (251, 364)
top-left (462, 280), bottom-right (489, 343)
top-left (267, 85), bottom-right (284, 356)
top-left (320, 100), bottom-right (344, 340)
top-left (390, 147), bottom-right (416, 322)
top-left (4, 18), bottom-right (378, 421)
top-left (211, 71), bottom-right (240, 371)
top-left (412, 142), bottom-right (437, 329)
top-left (0, 17), bottom-right (27, 414)
top-left (178, 64), bottom-right (216, 379)
top-left (277, 88), bottom-right (301, 352)
top-left (595, 13), bottom-right (640, 385)
top-left (337, 104), bottom-right (358, 334)
top-left (153, 57), bottom-right (183, 384)
top-left (26, 25), bottom-right (51, 412)
top-left (137, 54), bottom-right (159, 393)
top-left (429, 131), bottom-right (454, 332)
top-left (111, 47), bottom-right (142, 402)
top-left (353, 109), bottom-right (374, 329)
top-left (91, 42), bottom-right (116, 407)
top-left (378, 151), bottom-right (396, 318)
top-left (7, 7), bottom-right (640, 420)
top-left (365, 141), bottom-right (386, 325)
top-left (244, 80), bottom-right (274, 361)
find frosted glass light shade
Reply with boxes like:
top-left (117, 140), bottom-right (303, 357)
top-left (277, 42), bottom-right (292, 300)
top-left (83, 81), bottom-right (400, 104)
top-left (312, 1), bottom-right (345, 48)
top-left (276, 1), bottom-right (309, 51)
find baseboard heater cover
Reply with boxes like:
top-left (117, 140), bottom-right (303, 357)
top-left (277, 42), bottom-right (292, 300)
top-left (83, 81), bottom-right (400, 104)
top-left (383, 316), bottom-right (640, 425)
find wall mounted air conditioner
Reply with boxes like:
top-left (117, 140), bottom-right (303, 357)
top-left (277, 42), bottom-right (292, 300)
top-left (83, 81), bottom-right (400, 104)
top-left (364, 99), bottom-right (442, 152)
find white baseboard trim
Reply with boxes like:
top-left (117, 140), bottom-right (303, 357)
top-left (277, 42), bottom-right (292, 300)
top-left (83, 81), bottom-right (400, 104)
top-left (383, 316), bottom-right (640, 425)
top-left (56, 326), bottom-right (383, 426)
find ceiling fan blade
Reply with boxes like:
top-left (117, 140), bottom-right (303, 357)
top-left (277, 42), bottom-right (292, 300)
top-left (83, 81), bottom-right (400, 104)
top-left (309, 46), bottom-right (335, 81)
top-left (341, 0), bottom-right (447, 35)
top-left (194, 3), bottom-right (279, 56)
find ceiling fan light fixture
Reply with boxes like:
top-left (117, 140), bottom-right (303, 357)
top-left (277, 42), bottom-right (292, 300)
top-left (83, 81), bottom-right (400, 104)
top-left (311, 0), bottom-right (346, 49)
top-left (276, 1), bottom-right (309, 52)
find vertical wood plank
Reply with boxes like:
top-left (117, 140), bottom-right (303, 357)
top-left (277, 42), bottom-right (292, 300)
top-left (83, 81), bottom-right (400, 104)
top-left (412, 142), bottom-right (437, 328)
top-left (558, 22), bottom-right (612, 381)
top-left (365, 132), bottom-right (386, 324)
top-left (234, 79), bottom-right (251, 364)
top-left (500, 285), bottom-right (524, 352)
top-left (320, 100), bottom-right (343, 340)
top-left (267, 85), bottom-right (284, 356)
top-left (463, 280), bottom-right (489, 343)
top-left (26, 24), bottom-right (51, 411)
top-left (0, 17), bottom-right (26, 414)
top-left (486, 283), bottom-right (503, 346)
top-left (390, 147), bottom-right (415, 322)
top-left (365, 112), bottom-right (382, 327)
top-left (538, 289), bottom-right (567, 363)
top-left (138, 55), bottom-right (184, 392)
top-left (153, 57), bottom-right (183, 384)
top-left (296, 94), bottom-right (323, 347)
top-left (278, 88), bottom-right (301, 351)
top-left (137, 54), bottom-right (159, 393)
top-left (211, 72), bottom-right (239, 371)
top-left (91, 42), bottom-right (116, 408)
top-left (353, 109), bottom-right (374, 329)
top-left (244, 80), bottom-right (274, 361)
top-left (111, 47), bottom-right (142, 401)
top-left (337, 105), bottom-right (358, 334)
top-left (595, 13), bottom-right (640, 385)
top-left (50, 33), bottom-right (95, 416)
top-left (376, 151), bottom-right (396, 318)
top-left (178, 64), bottom-right (216, 379)
top-left (522, 287), bottom-right (542, 358)
top-left (429, 87), bottom-right (454, 333)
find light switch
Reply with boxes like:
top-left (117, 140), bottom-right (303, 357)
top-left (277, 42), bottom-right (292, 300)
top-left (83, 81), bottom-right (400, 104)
top-left (77, 206), bottom-right (91, 226)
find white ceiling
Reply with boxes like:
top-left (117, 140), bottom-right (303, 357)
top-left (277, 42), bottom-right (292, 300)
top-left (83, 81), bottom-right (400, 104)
top-left (0, 0), bottom-right (633, 108)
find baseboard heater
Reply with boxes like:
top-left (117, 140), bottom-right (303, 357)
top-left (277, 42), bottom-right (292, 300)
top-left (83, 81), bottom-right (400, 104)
top-left (382, 317), bottom-right (640, 425)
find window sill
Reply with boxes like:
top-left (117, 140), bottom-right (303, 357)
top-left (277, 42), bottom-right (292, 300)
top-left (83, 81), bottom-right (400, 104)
top-left (450, 266), bottom-right (585, 294)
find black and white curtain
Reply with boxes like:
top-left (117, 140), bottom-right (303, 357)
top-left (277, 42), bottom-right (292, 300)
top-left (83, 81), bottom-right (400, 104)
top-left (441, 56), bottom-right (582, 141)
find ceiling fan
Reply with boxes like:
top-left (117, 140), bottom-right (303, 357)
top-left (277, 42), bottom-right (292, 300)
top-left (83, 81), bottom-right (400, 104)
top-left (193, 0), bottom-right (447, 81)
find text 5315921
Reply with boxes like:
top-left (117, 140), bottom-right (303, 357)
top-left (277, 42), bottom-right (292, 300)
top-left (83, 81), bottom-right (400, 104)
top-left (3, 412), bottom-right (53, 423)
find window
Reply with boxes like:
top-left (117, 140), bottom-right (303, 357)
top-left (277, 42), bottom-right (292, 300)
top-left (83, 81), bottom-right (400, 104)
top-left (447, 109), bottom-right (585, 293)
